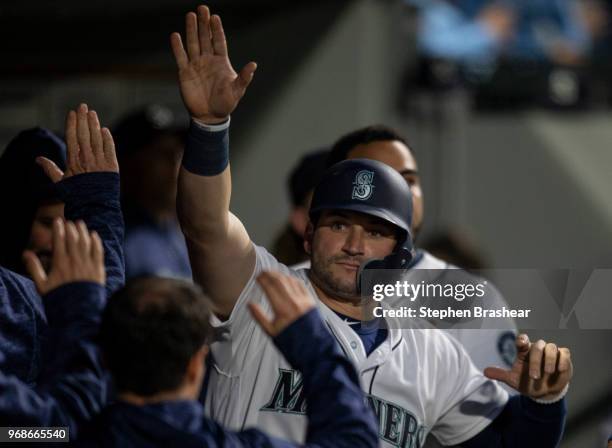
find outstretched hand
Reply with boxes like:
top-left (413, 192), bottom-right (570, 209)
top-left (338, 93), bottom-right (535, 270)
top-left (170, 5), bottom-right (257, 124)
top-left (23, 219), bottom-right (105, 296)
top-left (36, 104), bottom-right (119, 183)
top-left (249, 271), bottom-right (316, 337)
top-left (484, 334), bottom-right (572, 400)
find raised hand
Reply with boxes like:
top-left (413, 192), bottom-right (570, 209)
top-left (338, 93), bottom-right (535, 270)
top-left (170, 5), bottom-right (257, 124)
top-left (36, 104), bottom-right (119, 183)
top-left (249, 271), bottom-right (316, 337)
top-left (23, 219), bottom-right (105, 296)
top-left (484, 334), bottom-right (572, 400)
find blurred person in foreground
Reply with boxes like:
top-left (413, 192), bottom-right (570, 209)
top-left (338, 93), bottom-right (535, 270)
top-left (0, 219), bottom-right (108, 438)
top-left (271, 149), bottom-right (328, 267)
top-left (0, 105), bottom-right (124, 385)
top-left (113, 105), bottom-right (191, 280)
top-left (75, 273), bottom-right (378, 447)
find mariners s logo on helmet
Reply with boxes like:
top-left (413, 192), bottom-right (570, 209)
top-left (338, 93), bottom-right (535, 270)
top-left (352, 170), bottom-right (375, 200)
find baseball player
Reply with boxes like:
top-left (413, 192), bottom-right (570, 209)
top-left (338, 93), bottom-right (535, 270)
top-left (171, 5), bottom-right (572, 447)
top-left (325, 126), bottom-right (518, 372)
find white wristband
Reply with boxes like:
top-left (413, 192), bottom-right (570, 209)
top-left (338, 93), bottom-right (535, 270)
top-left (530, 383), bottom-right (569, 405)
top-left (192, 116), bottom-right (231, 132)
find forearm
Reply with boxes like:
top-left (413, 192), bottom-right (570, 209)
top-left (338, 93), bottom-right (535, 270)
top-left (0, 282), bottom-right (107, 436)
top-left (462, 395), bottom-right (566, 447)
top-left (178, 119), bottom-right (233, 242)
top-left (274, 311), bottom-right (379, 448)
top-left (57, 172), bottom-right (125, 296)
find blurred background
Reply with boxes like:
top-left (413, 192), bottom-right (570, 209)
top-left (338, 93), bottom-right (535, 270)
top-left (0, 0), bottom-right (611, 445)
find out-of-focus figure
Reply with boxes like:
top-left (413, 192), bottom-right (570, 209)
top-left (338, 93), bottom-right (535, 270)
top-left (408, 0), bottom-right (609, 108)
top-left (0, 128), bottom-right (66, 275)
top-left (414, 0), bottom-right (598, 69)
top-left (113, 105), bottom-right (192, 279)
top-left (271, 149), bottom-right (328, 267)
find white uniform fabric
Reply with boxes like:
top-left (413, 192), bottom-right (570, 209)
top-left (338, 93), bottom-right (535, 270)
top-left (292, 251), bottom-right (518, 372)
top-left (408, 251), bottom-right (518, 372)
top-left (206, 245), bottom-right (508, 447)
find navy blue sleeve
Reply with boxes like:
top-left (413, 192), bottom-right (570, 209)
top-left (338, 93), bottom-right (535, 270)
top-left (461, 394), bottom-right (566, 447)
top-left (0, 282), bottom-right (107, 438)
top-left (206, 309), bottom-right (378, 448)
top-left (0, 267), bottom-right (46, 384)
top-left (57, 172), bottom-right (125, 296)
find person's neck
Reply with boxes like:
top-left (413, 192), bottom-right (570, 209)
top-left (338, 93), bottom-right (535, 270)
top-left (118, 387), bottom-right (195, 406)
top-left (309, 275), bottom-right (363, 320)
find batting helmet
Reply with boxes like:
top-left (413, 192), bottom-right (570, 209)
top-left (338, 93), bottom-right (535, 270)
top-left (309, 159), bottom-right (415, 274)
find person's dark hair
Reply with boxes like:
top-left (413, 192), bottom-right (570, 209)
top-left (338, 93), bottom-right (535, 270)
top-left (288, 149), bottom-right (329, 207)
top-left (327, 125), bottom-right (411, 168)
top-left (100, 277), bottom-right (213, 397)
top-left (0, 127), bottom-right (66, 274)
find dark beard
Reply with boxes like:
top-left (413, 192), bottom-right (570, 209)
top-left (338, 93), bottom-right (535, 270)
top-left (309, 252), bottom-right (362, 301)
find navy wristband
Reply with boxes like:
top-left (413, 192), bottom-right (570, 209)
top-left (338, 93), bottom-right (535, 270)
top-left (182, 120), bottom-right (229, 176)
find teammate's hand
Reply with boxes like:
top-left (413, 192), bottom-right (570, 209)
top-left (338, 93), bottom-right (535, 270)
top-left (36, 104), bottom-right (119, 182)
top-left (23, 219), bottom-right (105, 296)
top-left (170, 5), bottom-right (257, 124)
top-left (484, 334), bottom-right (572, 400)
top-left (249, 271), bottom-right (316, 337)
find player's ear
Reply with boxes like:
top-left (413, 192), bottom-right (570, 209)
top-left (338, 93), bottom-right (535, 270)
top-left (303, 221), bottom-right (314, 255)
top-left (186, 345), bottom-right (209, 384)
top-left (289, 206), bottom-right (309, 237)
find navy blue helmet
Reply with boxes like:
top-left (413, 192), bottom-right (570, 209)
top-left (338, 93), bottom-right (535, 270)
top-left (309, 159), bottom-right (415, 274)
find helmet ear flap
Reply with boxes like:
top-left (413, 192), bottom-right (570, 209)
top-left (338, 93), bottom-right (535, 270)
top-left (357, 233), bottom-right (415, 295)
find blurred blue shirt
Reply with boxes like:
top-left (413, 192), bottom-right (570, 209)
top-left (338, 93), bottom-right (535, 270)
top-left (411, 0), bottom-right (591, 65)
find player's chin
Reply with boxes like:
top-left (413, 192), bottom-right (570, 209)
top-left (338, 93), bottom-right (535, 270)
top-left (330, 271), bottom-right (359, 297)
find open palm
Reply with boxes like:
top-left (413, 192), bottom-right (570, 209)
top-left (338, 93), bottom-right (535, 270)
top-left (171, 5), bottom-right (257, 124)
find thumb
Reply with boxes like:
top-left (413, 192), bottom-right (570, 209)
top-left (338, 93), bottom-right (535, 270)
top-left (484, 366), bottom-right (512, 384)
top-left (235, 62), bottom-right (257, 92)
top-left (36, 157), bottom-right (64, 183)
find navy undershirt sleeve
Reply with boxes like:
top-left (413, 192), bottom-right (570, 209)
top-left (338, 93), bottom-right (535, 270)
top-left (462, 394), bottom-right (566, 447)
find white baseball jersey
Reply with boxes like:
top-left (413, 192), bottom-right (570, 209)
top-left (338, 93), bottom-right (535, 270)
top-left (292, 251), bottom-right (518, 372)
top-left (205, 245), bottom-right (508, 447)
top-left (407, 251), bottom-right (518, 372)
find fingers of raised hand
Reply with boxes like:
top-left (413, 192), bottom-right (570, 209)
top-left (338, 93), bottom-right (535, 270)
top-left (197, 5), bottom-right (213, 55)
top-left (35, 156), bottom-right (64, 183)
top-left (529, 339), bottom-right (547, 380)
top-left (257, 271), bottom-right (288, 312)
top-left (101, 127), bottom-right (119, 171)
top-left (234, 62), bottom-right (257, 95)
top-left (185, 11), bottom-right (200, 60)
top-left (170, 32), bottom-right (189, 69)
top-left (64, 105), bottom-right (118, 175)
top-left (557, 347), bottom-right (572, 373)
top-left (88, 110), bottom-right (105, 165)
top-left (75, 220), bottom-right (92, 258)
top-left (51, 218), bottom-right (67, 268)
top-left (210, 14), bottom-right (228, 56)
top-left (23, 250), bottom-right (47, 292)
top-left (483, 366), bottom-right (512, 386)
top-left (65, 110), bottom-right (82, 174)
top-left (64, 221), bottom-right (80, 263)
top-left (543, 343), bottom-right (558, 375)
top-left (76, 104), bottom-right (94, 168)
